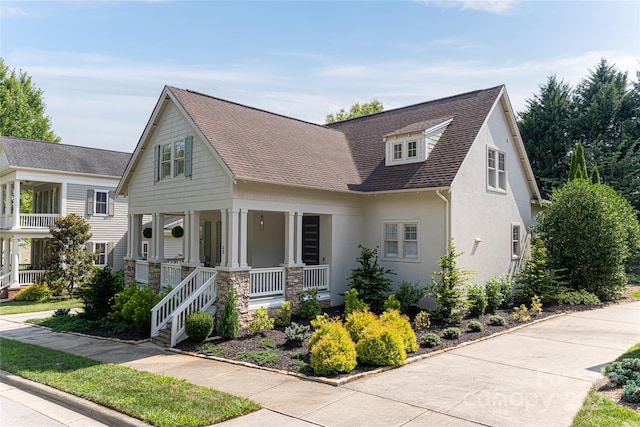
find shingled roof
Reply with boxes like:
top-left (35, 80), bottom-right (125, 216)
top-left (0, 136), bottom-right (131, 177)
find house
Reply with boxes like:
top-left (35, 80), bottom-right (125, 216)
top-left (116, 84), bottom-right (542, 346)
top-left (0, 137), bottom-right (131, 298)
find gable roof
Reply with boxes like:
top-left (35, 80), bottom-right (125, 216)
top-left (0, 136), bottom-right (131, 178)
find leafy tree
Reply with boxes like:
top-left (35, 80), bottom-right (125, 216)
top-left (0, 58), bottom-right (59, 142)
top-left (348, 245), bottom-right (395, 313)
top-left (39, 214), bottom-right (94, 296)
top-left (429, 239), bottom-right (472, 323)
top-left (536, 180), bottom-right (640, 300)
top-left (568, 141), bottom-right (588, 181)
top-left (326, 99), bottom-right (383, 123)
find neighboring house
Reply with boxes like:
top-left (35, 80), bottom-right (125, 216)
top-left (117, 84), bottom-right (542, 346)
top-left (0, 137), bottom-right (131, 297)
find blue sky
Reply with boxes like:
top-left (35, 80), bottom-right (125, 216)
top-left (1, 0), bottom-right (638, 153)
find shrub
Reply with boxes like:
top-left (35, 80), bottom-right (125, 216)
top-left (185, 311), bottom-right (214, 342)
top-left (110, 283), bottom-right (164, 333)
top-left (484, 277), bottom-right (504, 314)
top-left (622, 379), bottom-right (640, 403)
top-left (310, 313), bottom-right (330, 330)
top-left (466, 283), bottom-right (487, 317)
top-left (420, 333), bottom-right (441, 348)
top-left (345, 310), bottom-right (378, 343)
top-left (217, 287), bottom-right (239, 339)
top-left (395, 281), bottom-right (424, 313)
top-left (514, 237), bottom-right (563, 304)
top-left (554, 289), bottom-right (601, 305)
top-left (429, 239), bottom-right (471, 323)
top-left (414, 310), bottom-right (431, 332)
top-left (356, 324), bottom-right (406, 366)
top-left (343, 288), bottom-right (368, 316)
top-left (248, 307), bottom-right (274, 335)
top-left (348, 245), bottom-right (395, 313)
top-left (274, 301), bottom-right (292, 327)
top-left (603, 359), bottom-right (640, 386)
top-left (296, 288), bottom-right (322, 319)
top-left (309, 322), bottom-right (357, 376)
top-left (530, 295), bottom-right (543, 316)
top-left (284, 322), bottom-right (311, 347)
top-left (14, 283), bottom-right (51, 301)
top-left (467, 320), bottom-right (483, 332)
top-left (383, 294), bottom-right (401, 312)
top-left (489, 315), bottom-right (506, 326)
top-left (379, 309), bottom-right (418, 353)
top-left (441, 327), bottom-right (461, 340)
top-left (512, 304), bottom-right (531, 322)
top-left (53, 308), bottom-right (71, 317)
top-left (76, 267), bottom-right (124, 320)
top-left (536, 180), bottom-right (640, 300)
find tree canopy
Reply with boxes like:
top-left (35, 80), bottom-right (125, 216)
top-left (0, 58), bottom-right (60, 142)
top-left (326, 99), bottom-right (383, 124)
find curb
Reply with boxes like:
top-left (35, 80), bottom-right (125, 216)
top-left (0, 370), bottom-right (149, 427)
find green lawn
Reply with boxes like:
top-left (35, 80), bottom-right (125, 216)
top-left (0, 299), bottom-right (83, 316)
top-left (571, 342), bottom-right (640, 427)
top-left (0, 338), bottom-right (259, 426)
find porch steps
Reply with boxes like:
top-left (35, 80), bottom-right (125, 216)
top-left (151, 323), bottom-right (172, 347)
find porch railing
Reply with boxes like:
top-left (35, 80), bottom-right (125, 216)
top-left (161, 263), bottom-right (182, 289)
top-left (135, 260), bottom-right (149, 284)
top-left (20, 214), bottom-right (60, 229)
top-left (151, 267), bottom-right (217, 339)
top-left (303, 264), bottom-right (330, 291)
top-left (0, 273), bottom-right (10, 291)
top-left (250, 267), bottom-right (285, 298)
top-left (18, 270), bottom-right (45, 285)
top-left (169, 272), bottom-right (217, 347)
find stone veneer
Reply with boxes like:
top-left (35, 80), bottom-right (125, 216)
top-left (215, 269), bottom-right (251, 327)
top-left (124, 259), bottom-right (136, 286)
top-left (148, 261), bottom-right (161, 293)
top-left (284, 266), bottom-right (304, 311)
top-left (181, 265), bottom-right (196, 281)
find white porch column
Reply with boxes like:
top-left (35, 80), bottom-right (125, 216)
top-left (154, 213), bottom-right (165, 262)
top-left (228, 209), bottom-right (239, 268)
top-left (3, 238), bottom-right (10, 273)
top-left (183, 211), bottom-right (191, 263)
top-left (12, 180), bottom-right (20, 229)
top-left (220, 209), bottom-right (227, 267)
top-left (133, 214), bottom-right (142, 258)
top-left (295, 212), bottom-right (304, 265)
top-left (284, 211), bottom-right (295, 266)
top-left (188, 211), bottom-right (200, 265)
top-left (126, 214), bottom-right (133, 258)
top-left (5, 183), bottom-right (11, 224)
top-left (0, 238), bottom-right (3, 270)
top-left (10, 238), bottom-right (19, 285)
top-left (60, 182), bottom-right (67, 216)
top-left (239, 209), bottom-right (248, 268)
top-left (1, 185), bottom-right (5, 216)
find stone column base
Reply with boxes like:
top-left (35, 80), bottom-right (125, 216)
top-left (124, 259), bottom-right (136, 287)
top-left (215, 269), bottom-right (251, 327)
top-left (284, 266), bottom-right (304, 311)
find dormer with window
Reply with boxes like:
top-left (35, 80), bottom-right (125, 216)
top-left (385, 117), bottom-right (453, 166)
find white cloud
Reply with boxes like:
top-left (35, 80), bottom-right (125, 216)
top-left (420, 0), bottom-right (518, 14)
top-left (0, 6), bottom-right (29, 17)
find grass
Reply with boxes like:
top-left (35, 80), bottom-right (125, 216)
top-left (0, 338), bottom-right (259, 426)
top-left (571, 342), bottom-right (640, 426)
top-left (28, 314), bottom-right (96, 332)
top-left (630, 290), bottom-right (640, 299)
top-left (0, 299), bottom-right (83, 316)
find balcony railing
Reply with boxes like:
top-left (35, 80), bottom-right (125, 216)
top-left (20, 214), bottom-right (60, 229)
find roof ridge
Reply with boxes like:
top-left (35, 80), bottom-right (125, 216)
top-left (0, 136), bottom-right (132, 155)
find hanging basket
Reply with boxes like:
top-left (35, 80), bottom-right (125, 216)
top-left (171, 226), bottom-right (184, 238)
top-left (142, 227), bottom-right (152, 239)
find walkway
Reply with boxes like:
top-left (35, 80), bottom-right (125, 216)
top-left (1, 301), bottom-right (639, 427)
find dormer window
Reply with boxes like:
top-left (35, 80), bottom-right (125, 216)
top-left (385, 117), bottom-right (453, 166)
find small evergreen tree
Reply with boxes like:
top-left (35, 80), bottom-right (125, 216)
top-left (514, 237), bottom-right (563, 304)
top-left (348, 245), bottom-right (395, 313)
top-left (568, 141), bottom-right (588, 181)
top-left (591, 165), bottom-right (601, 184)
top-left (429, 239), bottom-right (472, 323)
top-left (217, 286), bottom-right (239, 339)
top-left (77, 267), bottom-right (124, 320)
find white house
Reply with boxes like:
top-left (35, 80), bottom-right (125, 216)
top-left (0, 137), bottom-right (131, 298)
top-left (117, 84), bottom-right (542, 346)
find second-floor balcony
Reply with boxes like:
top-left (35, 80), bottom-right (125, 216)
top-left (0, 213), bottom-right (61, 231)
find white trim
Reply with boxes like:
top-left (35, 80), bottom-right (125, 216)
top-left (94, 189), bottom-right (109, 216)
top-left (486, 146), bottom-right (507, 193)
top-left (511, 223), bottom-right (522, 259)
top-left (93, 241), bottom-right (108, 266)
top-left (381, 220), bottom-right (421, 262)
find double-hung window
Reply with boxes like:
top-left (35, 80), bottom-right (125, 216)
top-left (94, 190), bottom-right (108, 215)
top-left (94, 242), bottom-right (107, 266)
top-left (155, 136), bottom-right (192, 181)
top-left (511, 224), bottom-right (521, 259)
top-left (161, 143), bottom-right (172, 179)
top-left (407, 141), bottom-right (417, 159)
top-left (487, 148), bottom-right (506, 191)
top-left (174, 140), bottom-right (185, 177)
top-left (383, 222), bottom-right (419, 261)
top-left (393, 143), bottom-right (403, 160)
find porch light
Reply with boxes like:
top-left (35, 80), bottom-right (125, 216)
top-left (259, 212), bottom-right (265, 231)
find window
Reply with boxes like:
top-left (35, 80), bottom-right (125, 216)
top-left (94, 190), bottom-right (108, 215)
top-left (393, 143), bottom-right (403, 160)
top-left (383, 222), bottom-right (419, 260)
top-left (155, 136), bottom-right (193, 181)
top-left (174, 141), bottom-right (185, 177)
top-left (488, 148), bottom-right (506, 191)
top-left (142, 242), bottom-right (149, 259)
top-left (94, 242), bottom-right (107, 266)
top-left (161, 143), bottom-right (172, 179)
top-left (511, 224), bottom-right (521, 258)
top-left (407, 140), bottom-right (417, 158)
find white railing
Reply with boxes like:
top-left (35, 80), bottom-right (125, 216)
top-left (303, 264), bottom-right (330, 291)
top-left (151, 267), bottom-right (217, 338)
top-left (250, 267), bottom-right (285, 298)
top-left (161, 263), bottom-right (182, 289)
top-left (20, 214), bottom-right (60, 229)
top-left (18, 270), bottom-right (45, 285)
top-left (169, 273), bottom-right (217, 347)
top-left (0, 272), bottom-right (11, 290)
top-left (135, 260), bottom-right (149, 284)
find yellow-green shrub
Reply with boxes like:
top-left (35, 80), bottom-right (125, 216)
top-left (309, 321), bottom-right (357, 376)
top-left (379, 309), bottom-right (418, 353)
top-left (344, 310), bottom-right (378, 343)
top-left (14, 283), bottom-right (51, 301)
top-left (356, 323), bottom-right (406, 366)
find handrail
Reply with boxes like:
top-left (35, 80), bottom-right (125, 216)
top-left (0, 272), bottom-right (11, 291)
top-left (150, 268), bottom-right (199, 337)
top-left (169, 272), bottom-right (217, 347)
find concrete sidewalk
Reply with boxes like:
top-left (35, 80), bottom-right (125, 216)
top-left (1, 302), bottom-right (639, 427)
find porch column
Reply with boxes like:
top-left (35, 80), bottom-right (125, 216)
top-left (5, 183), bottom-right (11, 224)
top-left (12, 180), bottom-right (20, 229)
top-left (228, 209), bottom-right (239, 268)
top-left (0, 238), bottom-right (3, 271)
top-left (126, 214), bottom-right (133, 258)
top-left (153, 212), bottom-right (165, 262)
top-left (284, 211), bottom-right (295, 266)
top-left (220, 209), bottom-right (228, 267)
top-left (188, 211), bottom-right (200, 265)
top-left (60, 182), bottom-right (67, 216)
top-left (10, 238), bottom-right (19, 286)
top-left (295, 211), bottom-right (304, 265)
top-left (1, 185), bottom-right (5, 216)
top-left (3, 238), bottom-right (10, 273)
top-left (183, 211), bottom-right (191, 263)
top-left (239, 209), bottom-right (248, 268)
top-left (132, 214), bottom-right (142, 258)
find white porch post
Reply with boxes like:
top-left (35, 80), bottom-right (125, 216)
top-left (133, 214), bottom-right (142, 258)
top-left (188, 211), bottom-right (200, 265)
top-left (220, 209), bottom-right (227, 267)
top-left (239, 209), bottom-right (248, 268)
top-left (60, 182), bottom-right (67, 216)
top-left (5, 183), bottom-right (11, 225)
top-left (228, 209), bottom-right (239, 268)
top-left (284, 211), bottom-right (295, 266)
top-left (3, 238), bottom-right (10, 273)
top-left (295, 211), bottom-right (304, 265)
top-left (126, 214), bottom-right (133, 258)
top-left (12, 180), bottom-right (20, 229)
top-left (154, 213), bottom-right (165, 262)
top-left (183, 211), bottom-right (191, 263)
top-left (10, 238), bottom-right (19, 285)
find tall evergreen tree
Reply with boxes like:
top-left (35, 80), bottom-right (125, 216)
top-left (591, 165), bottom-right (601, 184)
top-left (568, 142), bottom-right (588, 181)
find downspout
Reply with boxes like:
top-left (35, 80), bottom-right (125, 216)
top-left (436, 189), bottom-right (450, 250)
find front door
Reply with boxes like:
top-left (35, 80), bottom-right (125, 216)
top-left (302, 216), bottom-right (320, 265)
